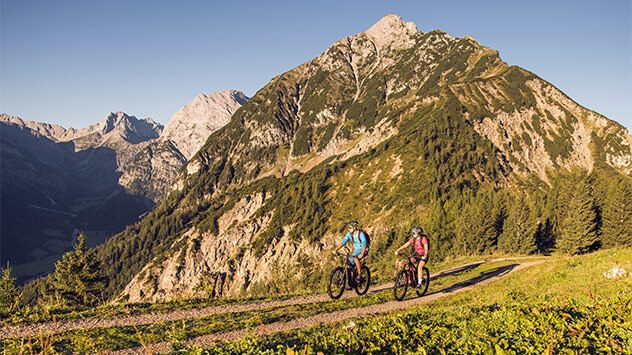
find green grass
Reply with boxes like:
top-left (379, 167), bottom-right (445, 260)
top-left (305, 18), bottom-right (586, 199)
top-left (184, 248), bottom-right (632, 354)
top-left (2, 254), bottom-right (512, 328)
top-left (1, 291), bottom-right (310, 327)
top-left (1, 260), bottom-right (520, 354)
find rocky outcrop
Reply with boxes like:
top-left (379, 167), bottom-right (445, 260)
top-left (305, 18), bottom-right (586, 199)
top-left (123, 192), bottom-right (331, 302)
top-left (364, 13), bottom-right (418, 49)
top-left (162, 90), bottom-right (248, 160)
top-left (118, 91), bottom-right (248, 202)
top-left (118, 139), bottom-right (187, 202)
top-left (455, 76), bottom-right (632, 179)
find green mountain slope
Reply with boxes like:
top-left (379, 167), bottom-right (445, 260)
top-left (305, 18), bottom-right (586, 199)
top-left (38, 14), bottom-right (631, 304)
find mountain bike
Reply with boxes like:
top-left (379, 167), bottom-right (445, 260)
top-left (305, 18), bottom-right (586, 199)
top-left (327, 253), bottom-right (371, 299)
top-left (393, 255), bottom-right (430, 301)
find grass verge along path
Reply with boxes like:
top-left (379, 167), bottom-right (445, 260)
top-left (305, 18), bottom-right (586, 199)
top-left (1, 258), bottom-right (542, 354)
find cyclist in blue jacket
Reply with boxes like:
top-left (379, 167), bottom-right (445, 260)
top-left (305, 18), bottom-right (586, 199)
top-left (333, 220), bottom-right (367, 283)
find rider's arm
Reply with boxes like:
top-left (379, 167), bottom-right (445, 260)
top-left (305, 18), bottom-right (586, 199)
top-left (335, 233), bottom-right (352, 253)
top-left (394, 240), bottom-right (412, 255)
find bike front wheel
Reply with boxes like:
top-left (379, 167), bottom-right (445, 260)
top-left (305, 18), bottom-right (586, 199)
top-left (393, 269), bottom-right (409, 301)
top-left (415, 267), bottom-right (430, 297)
top-left (354, 266), bottom-right (371, 296)
top-left (328, 267), bottom-right (346, 299)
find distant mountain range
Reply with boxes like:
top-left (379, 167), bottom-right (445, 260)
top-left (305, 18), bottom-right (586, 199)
top-left (0, 90), bottom-right (248, 282)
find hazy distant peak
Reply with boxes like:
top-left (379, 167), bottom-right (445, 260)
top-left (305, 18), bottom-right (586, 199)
top-left (0, 113), bottom-right (25, 125)
top-left (0, 113), bottom-right (70, 141)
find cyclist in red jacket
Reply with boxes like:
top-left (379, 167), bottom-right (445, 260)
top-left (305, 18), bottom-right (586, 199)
top-left (394, 227), bottom-right (429, 289)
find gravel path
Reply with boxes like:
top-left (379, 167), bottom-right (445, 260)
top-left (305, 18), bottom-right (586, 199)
top-left (1, 257), bottom-right (545, 353)
top-left (111, 258), bottom-right (546, 354)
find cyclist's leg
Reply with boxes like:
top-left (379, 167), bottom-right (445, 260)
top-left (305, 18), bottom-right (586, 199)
top-left (417, 258), bottom-right (426, 283)
top-left (350, 248), bottom-right (364, 276)
top-left (410, 253), bottom-right (422, 285)
top-left (353, 256), bottom-right (362, 277)
top-left (409, 256), bottom-right (416, 266)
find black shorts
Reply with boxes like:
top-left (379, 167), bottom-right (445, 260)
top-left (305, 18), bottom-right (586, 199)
top-left (410, 253), bottom-right (428, 263)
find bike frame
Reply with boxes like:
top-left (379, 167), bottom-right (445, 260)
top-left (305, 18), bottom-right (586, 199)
top-left (401, 256), bottom-right (421, 286)
top-left (337, 253), bottom-right (359, 280)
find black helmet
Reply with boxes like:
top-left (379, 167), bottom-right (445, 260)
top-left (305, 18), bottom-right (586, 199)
top-left (410, 227), bottom-right (423, 235)
top-left (346, 221), bottom-right (360, 229)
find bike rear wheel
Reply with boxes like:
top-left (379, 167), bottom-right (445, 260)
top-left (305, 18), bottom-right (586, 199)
top-left (415, 267), bottom-right (430, 297)
top-left (393, 269), bottom-right (409, 301)
top-left (328, 267), bottom-right (346, 299)
top-left (354, 266), bottom-right (371, 296)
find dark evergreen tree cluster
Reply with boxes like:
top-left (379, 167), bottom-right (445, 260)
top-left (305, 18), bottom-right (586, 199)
top-left (0, 262), bottom-right (19, 315)
top-left (601, 176), bottom-right (632, 247)
top-left (46, 233), bottom-right (105, 307)
top-left (444, 168), bottom-right (629, 258)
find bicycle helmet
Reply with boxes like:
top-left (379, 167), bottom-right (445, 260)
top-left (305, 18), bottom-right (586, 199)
top-left (346, 220), bottom-right (360, 230)
top-left (410, 227), bottom-right (424, 235)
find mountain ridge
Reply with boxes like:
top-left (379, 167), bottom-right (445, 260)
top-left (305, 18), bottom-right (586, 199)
top-left (94, 14), bottom-right (632, 303)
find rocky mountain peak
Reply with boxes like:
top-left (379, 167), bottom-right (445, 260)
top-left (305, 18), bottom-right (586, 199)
top-left (364, 13), bottom-right (419, 48)
top-left (161, 90), bottom-right (248, 159)
top-left (100, 112), bottom-right (162, 140)
top-left (0, 113), bottom-right (23, 125)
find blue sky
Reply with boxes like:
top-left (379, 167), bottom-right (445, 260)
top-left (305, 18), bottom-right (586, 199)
top-left (2, 0), bottom-right (630, 131)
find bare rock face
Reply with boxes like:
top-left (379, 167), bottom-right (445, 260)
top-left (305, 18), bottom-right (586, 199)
top-left (118, 90), bottom-right (248, 202)
top-left (364, 13), bottom-right (418, 49)
top-left (118, 139), bottom-right (187, 202)
top-left (162, 90), bottom-right (249, 159)
top-left (123, 192), bottom-right (329, 302)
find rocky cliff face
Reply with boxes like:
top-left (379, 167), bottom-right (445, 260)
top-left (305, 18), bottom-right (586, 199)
top-left (453, 74), bottom-right (632, 179)
top-left (86, 14), bottom-right (632, 303)
top-left (162, 90), bottom-right (249, 160)
top-left (118, 90), bottom-right (249, 202)
top-left (117, 140), bottom-right (187, 203)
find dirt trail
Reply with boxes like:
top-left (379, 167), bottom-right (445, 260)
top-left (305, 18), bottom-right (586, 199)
top-left (1, 257), bottom-right (545, 352)
top-left (112, 259), bottom-right (545, 354)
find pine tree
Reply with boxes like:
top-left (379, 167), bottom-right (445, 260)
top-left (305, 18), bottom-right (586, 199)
top-left (556, 176), bottom-right (599, 255)
top-left (533, 217), bottom-right (555, 253)
top-left (47, 233), bottom-right (105, 307)
top-left (602, 177), bottom-right (632, 247)
top-left (465, 192), bottom-right (498, 254)
top-left (498, 193), bottom-right (537, 254)
top-left (0, 262), bottom-right (19, 313)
